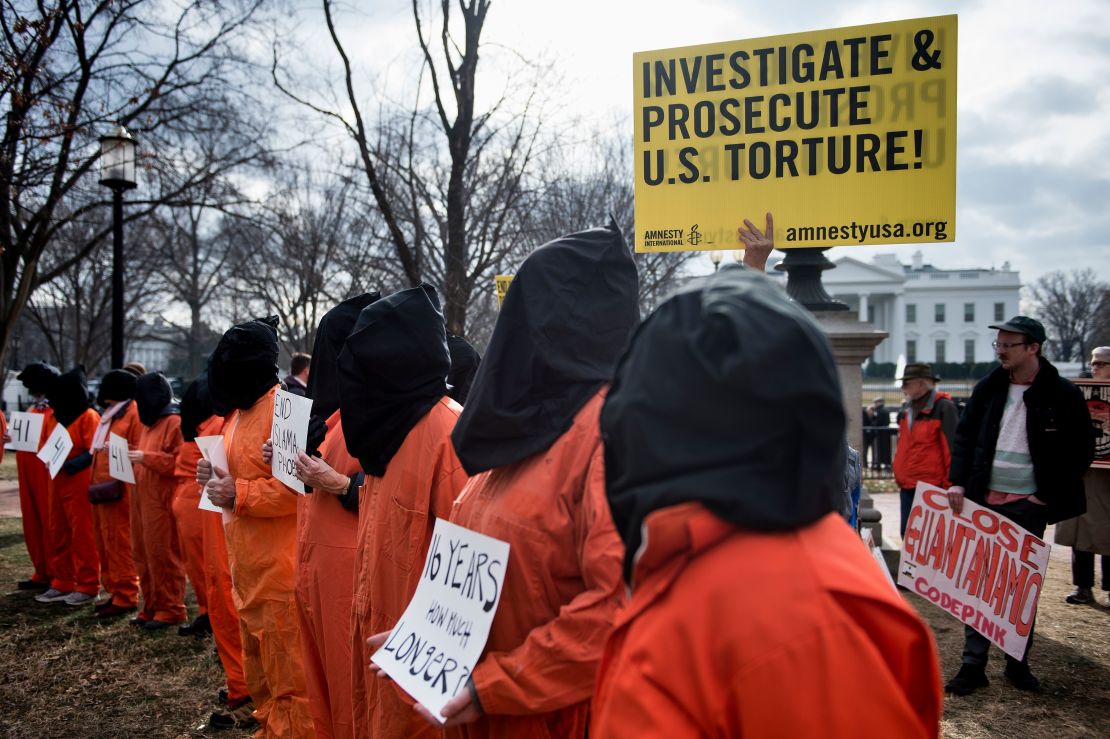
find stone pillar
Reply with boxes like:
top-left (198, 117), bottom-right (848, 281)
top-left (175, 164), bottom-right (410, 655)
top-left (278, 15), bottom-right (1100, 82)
top-left (858, 293), bottom-right (870, 324)
top-left (812, 310), bottom-right (889, 453)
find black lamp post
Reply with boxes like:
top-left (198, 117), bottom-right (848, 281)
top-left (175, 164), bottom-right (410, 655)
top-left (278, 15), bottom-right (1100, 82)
top-left (98, 126), bottom-right (138, 370)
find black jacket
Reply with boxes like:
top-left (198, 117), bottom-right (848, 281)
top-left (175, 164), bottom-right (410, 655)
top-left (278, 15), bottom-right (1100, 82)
top-left (949, 358), bottom-right (1094, 524)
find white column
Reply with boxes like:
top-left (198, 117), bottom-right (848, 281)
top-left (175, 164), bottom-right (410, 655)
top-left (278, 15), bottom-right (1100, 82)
top-left (892, 291), bottom-right (906, 364)
top-left (859, 293), bottom-right (870, 323)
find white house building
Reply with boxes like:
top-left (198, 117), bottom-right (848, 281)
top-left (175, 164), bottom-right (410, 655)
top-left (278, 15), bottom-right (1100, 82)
top-left (810, 250), bottom-right (1022, 365)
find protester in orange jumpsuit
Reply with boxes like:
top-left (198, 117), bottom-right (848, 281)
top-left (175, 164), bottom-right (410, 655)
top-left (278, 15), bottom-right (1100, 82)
top-left (35, 366), bottom-right (101, 606)
top-left (12, 363), bottom-right (59, 590)
top-left (371, 224), bottom-right (637, 738)
top-left (270, 292), bottom-right (374, 739)
top-left (173, 377), bottom-right (212, 638)
top-left (88, 370), bottom-right (143, 618)
top-left (130, 372), bottom-right (187, 629)
top-left (338, 285), bottom-right (468, 739)
top-left (180, 374), bottom-right (253, 729)
top-left (201, 316), bottom-right (312, 738)
top-left (590, 265), bottom-right (943, 737)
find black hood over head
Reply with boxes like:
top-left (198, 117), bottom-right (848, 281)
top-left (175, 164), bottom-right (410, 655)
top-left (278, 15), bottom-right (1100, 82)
top-left (47, 366), bottom-right (91, 427)
top-left (97, 369), bottom-right (138, 406)
top-left (208, 316), bottom-right (280, 415)
top-left (446, 334), bottom-right (481, 405)
top-left (451, 219), bottom-right (639, 475)
top-left (601, 266), bottom-right (846, 583)
top-left (179, 373), bottom-right (214, 442)
top-left (338, 284), bottom-right (449, 476)
top-left (308, 292), bottom-right (381, 423)
top-left (17, 362), bottom-right (60, 396)
top-left (135, 373), bottom-right (178, 427)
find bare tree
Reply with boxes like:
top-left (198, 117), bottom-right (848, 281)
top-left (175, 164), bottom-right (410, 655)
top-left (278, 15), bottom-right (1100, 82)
top-left (23, 206), bottom-right (164, 374)
top-left (1028, 268), bottom-right (1110, 361)
top-left (223, 164), bottom-right (388, 354)
top-left (529, 134), bottom-right (695, 316)
top-left (1, 0), bottom-right (275, 376)
top-left (273, 0), bottom-right (546, 338)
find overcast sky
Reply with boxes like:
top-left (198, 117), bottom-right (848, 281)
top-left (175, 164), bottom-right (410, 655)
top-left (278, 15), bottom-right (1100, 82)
top-left (293, 0), bottom-right (1110, 287)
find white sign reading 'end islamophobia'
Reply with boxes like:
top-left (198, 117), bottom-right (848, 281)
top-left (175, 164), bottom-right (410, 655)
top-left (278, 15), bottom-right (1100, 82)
top-left (271, 388), bottom-right (313, 494)
top-left (372, 518), bottom-right (510, 722)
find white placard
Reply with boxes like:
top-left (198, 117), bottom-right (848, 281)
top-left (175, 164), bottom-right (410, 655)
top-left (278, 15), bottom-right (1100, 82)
top-left (4, 411), bottom-right (44, 452)
top-left (270, 388), bottom-right (313, 494)
top-left (36, 423), bottom-right (73, 479)
top-left (898, 482), bottom-right (1051, 661)
top-left (372, 518), bottom-right (510, 722)
top-left (107, 432), bottom-right (136, 484)
top-left (195, 435), bottom-right (232, 523)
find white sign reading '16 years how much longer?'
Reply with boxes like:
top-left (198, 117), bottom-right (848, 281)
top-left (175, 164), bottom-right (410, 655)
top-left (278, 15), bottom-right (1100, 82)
top-left (270, 388), bottom-right (313, 494)
top-left (898, 482), bottom-right (1051, 661)
top-left (372, 518), bottom-right (510, 723)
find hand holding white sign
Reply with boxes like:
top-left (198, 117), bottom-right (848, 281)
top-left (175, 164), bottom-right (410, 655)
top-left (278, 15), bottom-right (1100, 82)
top-left (371, 518), bottom-right (510, 723)
top-left (4, 411), bottom-right (44, 452)
top-left (107, 432), bottom-right (136, 484)
top-left (270, 389), bottom-right (313, 494)
top-left (195, 435), bottom-right (232, 522)
top-left (36, 424), bottom-right (73, 479)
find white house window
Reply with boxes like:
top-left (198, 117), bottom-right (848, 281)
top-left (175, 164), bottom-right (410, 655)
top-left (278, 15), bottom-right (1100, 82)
top-left (964, 303), bottom-right (974, 322)
top-left (965, 339), bottom-right (975, 363)
top-left (907, 340), bottom-right (917, 362)
top-left (994, 302), bottom-right (1005, 321)
top-left (935, 339), bottom-right (946, 363)
top-left (906, 304), bottom-right (916, 323)
top-left (935, 303), bottom-right (946, 323)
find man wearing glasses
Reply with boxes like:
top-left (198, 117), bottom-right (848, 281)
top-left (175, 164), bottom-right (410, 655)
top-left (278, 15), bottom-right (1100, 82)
top-left (944, 316), bottom-right (1094, 696)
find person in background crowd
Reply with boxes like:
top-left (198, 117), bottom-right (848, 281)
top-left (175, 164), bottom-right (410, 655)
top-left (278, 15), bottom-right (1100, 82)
top-left (11, 363), bottom-right (60, 590)
top-left (1056, 346), bottom-right (1110, 607)
top-left (944, 317), bottom-right (1094, 695)
top-left (88, 369), bottom-right (143, 618)
top-left (181, 374), bottom-right (254, 732)
top-left (591, 265), bottom-right (942, 738)
top-left (123, 362), bottom-right (147, 378)
top-left (286, 291), bottom-right (378, 739)
top-left (342, 285), bottom-right (468, 739)
top-left (35, 366), bottom-right (101, 606)
top-left (870, 396), bottom-right (892, 469)
top-left (893, 363), bottom-right (958, 537)
top-left (282, 352), bottom-right (311, 397)
top-left (130, 372), bottom-right (187, 630)
top-left (200, 316), bottom-right (312, 737)
top-left (446, 333), bottom-right (481, 404)
top-left (380, 222), bottom-right (639, 738)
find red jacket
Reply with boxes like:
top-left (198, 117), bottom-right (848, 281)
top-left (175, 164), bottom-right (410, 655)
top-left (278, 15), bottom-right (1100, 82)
top-left (893, 391), bottom-right (957, 491)
top-left (592, 505), bottom-right (942, 738)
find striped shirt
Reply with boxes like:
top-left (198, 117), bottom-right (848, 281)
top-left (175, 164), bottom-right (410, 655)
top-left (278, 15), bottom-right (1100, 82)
top-left (988, 383), bottom-right (1036, 495)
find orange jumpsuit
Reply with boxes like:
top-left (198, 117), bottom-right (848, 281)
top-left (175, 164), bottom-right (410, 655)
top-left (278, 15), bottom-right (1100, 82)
top-left (16, 405), bottom-right (55, 585)
top-left (47, 408), bottom-right (102, 596)
top-left (591, 506), bottom-right (943, 738)
top-left (448, 391), bottom-right (622, 739)
top-left (89, 402), bottom-right (142, 608)
top-left (132, 414), bottom-right (187, 623)
top-left (223, 386), bottom-right (312, 737)
top-left (174, 434), bottom-right (209, 617)
top-left (350, 397), bottom-right (468, 739)
top-left (295, 411), bottom-right (361, 739)
top-left (197, 415), bottom-right (250, 706)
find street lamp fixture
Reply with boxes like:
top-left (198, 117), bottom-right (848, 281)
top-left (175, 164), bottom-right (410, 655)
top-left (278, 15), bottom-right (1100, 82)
top-left (98, 125), bottom-right (138, 370)
top-left (709, 250), bottom-right (722, 272)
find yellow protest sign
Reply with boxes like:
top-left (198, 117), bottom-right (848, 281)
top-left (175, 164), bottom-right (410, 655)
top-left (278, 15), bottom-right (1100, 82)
top-left (633, 15), bottom-right (957, 250)
top-left (495, 275), bottom-right (514, 307)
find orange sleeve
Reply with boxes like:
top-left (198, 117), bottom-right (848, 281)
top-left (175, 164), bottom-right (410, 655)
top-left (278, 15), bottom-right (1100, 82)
top-left (143, 415), bottom-right (183, 476)
top-left (125, 406), bottom-right (143, 447)
top-left (233, 412), bottom-right (298, 519)
top-left (472, 445), bottom-right (625, 714)
top-left (0, 411), bottom-right (7, 463)
top-left (70, 409), bottom-right (100, 455)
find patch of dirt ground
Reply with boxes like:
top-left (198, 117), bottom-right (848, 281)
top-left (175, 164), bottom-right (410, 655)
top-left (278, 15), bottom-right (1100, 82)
top-left (1, 510), bottom-right (1109, 737)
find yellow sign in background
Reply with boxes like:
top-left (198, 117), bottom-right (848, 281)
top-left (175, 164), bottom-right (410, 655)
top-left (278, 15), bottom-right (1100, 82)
top-left (494, 275), bottom-right (514, 307)
top-left (633, 15), bottom-right (956, 251)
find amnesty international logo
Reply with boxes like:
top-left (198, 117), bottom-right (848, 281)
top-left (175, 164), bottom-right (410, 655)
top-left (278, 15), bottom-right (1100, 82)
top-left (687, 224), bottom-right (702, 246)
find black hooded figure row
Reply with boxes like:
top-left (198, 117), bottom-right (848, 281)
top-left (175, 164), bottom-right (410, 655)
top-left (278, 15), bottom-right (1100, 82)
top-left (9, 218), bottom-right (943, 738)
